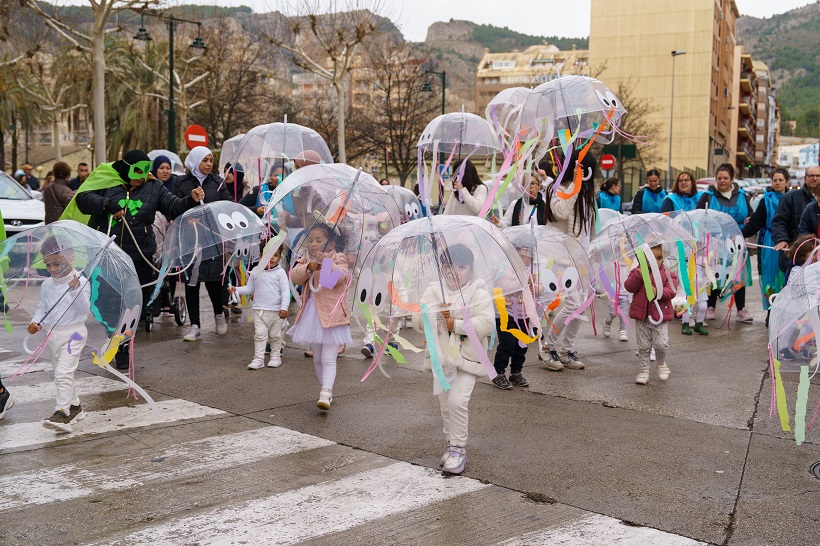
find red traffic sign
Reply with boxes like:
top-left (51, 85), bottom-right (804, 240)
top-left (600, 153), bottom-right (616, 171)
top-left (184, 124), bottom-right (208, 149)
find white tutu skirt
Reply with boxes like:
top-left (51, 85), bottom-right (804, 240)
top-left (287, 297), bottom-right (353, 346)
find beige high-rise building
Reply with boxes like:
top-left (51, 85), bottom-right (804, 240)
top-left (590, 0), bottom-right (739, 180)
top-left (729, 48), bottom-right (757, 177)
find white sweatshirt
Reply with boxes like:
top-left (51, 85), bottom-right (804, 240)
top-left (32, 270), bottom-right (91, 328)
top-left (235, 265), bottom-right (290, 311)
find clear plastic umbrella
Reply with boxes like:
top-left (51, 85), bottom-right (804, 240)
top-left (382, 184), bottom-right (423, 224)
top-left (147, 149), bottom-right (185, 176)
top-left (218, 133), bottom-right (246, 172)
top-left (484, 87), bottom-right (531, 153)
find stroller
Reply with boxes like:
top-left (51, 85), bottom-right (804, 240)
top-left (145, 269), bottom-right (186, 332)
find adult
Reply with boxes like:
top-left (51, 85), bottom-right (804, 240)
top-left (631, 168), bottom-right (667, 214)
top-left (379, 178), bottom-right (390, 186)
top-left (797, 182), bottom-right (820, 237)
top-left (596, 177), bottom-right (622, 212)
top-left (174, 146), bottom-right (233, 342)
top-left (743, 168), bottom-right (788, 322)
top-left (661, 171), bottom-right (701, 212)
top-left (221, 163), bottom-right (247, 203)
top-left (241, 164), bottom-right (285, 218)
top-left (21, 164), bottom-right (39, 191)
top-left (74, 149), bottom-right (203, 368)
top-left (41, 172), bottom-right (55, 192)
top-left (696, 163), bottom-right (753, 323)
top-left (497, 172), bottom-right (546, 227)
top-left (42, 162), bottom-right (74, 224)
top-left (442, 160), bottom-right (489, 216)
top-left (151, 155), bottom-right (176, 194)
top-left (540, 151), bottom-right (598, 371)
top-left (68, 162), bottom-right (90, 191)
top-left (771, 166), bottom-right (818, 268)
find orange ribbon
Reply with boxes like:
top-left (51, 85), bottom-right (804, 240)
top-left (556, 106), bottom-right (615, 200)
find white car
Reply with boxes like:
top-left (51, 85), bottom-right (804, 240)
top-left (1, 171), bottom-right (45, 235)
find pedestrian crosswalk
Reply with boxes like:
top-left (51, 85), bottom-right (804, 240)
top-left (0, 352), bottom-right (707, 545)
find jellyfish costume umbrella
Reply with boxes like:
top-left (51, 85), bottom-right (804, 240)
top-left (382, 184), bottom-right (423, 224)
top-left (354, 215), bottom-right (539, 391)
top-left (150, 202), bottom-right (265, 306)
top-left (504, 225), bottom-right (596, 329)
top-left (228, 120), bottom-right (333, 190)
top-left (218, 133), bottom-right (246, 172)
top-left (0, 220), bottom-right (155, 405)
top-left (595, 208), bottom-right (623, 235)
top-left (589, 213), bottom-right (695, 325)
top-left (484, 87), bottom-right (532, 153)
top-left (147, 149), bottom-right (185, 176)
top-left (767, 261), bottom-right (820, 445)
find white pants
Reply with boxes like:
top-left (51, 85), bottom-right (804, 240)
top-left (636, 321), bottom-right (668, 372)
top-left (606, 294), bottom-right (630, 331)
top-left (437, 371), bottom-right (477, 447)
top-left (682, 291), bottom-right (707, 324)
top-left (544, 292), bottom-right (583, 353)
top-left (310, 343), bottom-right (338, 391)
top-left (253, 310), bottom-right (287, 361)
top-left (48, 325), bottom-right (87, 413)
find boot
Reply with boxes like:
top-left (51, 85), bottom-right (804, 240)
top-left (681, 323), bottom-right (692, 335)
top-left (694, 322), bottom-right (709, 335)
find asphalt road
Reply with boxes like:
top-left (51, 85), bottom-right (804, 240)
top-left (1, 290), bottom-right (819, 545)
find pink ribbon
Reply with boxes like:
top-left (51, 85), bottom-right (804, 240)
top-left (563, 293), bottom-right (596, 325)
top-left (461, 304), bottom-right (496, 380)
top-left (361, 318), bottom-right (393, 382)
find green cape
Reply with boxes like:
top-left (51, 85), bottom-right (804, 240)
top-left (60, 162), bottom-right (126, 225)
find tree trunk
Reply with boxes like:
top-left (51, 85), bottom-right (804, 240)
top-left (334, 78), bottom-right (346, 163)
top-left (53, 114), bottom-right (62, 162)
top-left (91, 8), bottom-right (107, 164)
top-left (11, 125), bottom-right (18, 174)
top-left (0, 125), bottom-right (5, 172)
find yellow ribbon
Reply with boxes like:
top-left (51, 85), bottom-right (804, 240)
top-left (773, 359), bottom-right (791, 432)
top-left (493, 287), bottom-right (538, 344)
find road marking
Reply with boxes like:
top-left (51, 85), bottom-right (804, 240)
top-left (0, 359), bottom-right (50, 378)
top-left (101, 462), bottom-right (489, 545)
top-left (0, 425), bottom-right (333, 511)
top-left (0, 399), bottom-right (226, 451)
top-left (499, 513), bottom-right (707, 545)
top-left (2, 375), bottom-right (126, 405)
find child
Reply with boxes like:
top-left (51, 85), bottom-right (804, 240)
top-left (228, 243), bottom-right (290, 369)
top-left (624, 244), bottom-right (677, 385)
top-left (681, 259), bottom-right (709, 336)
top-left (29, 236), bottom-right (91, 432)
top-left (412, 244), bottom-right (494, 475)
top-left (287, 221), bottom-right (352, 410)
top-left (777, 235), bottom-right (820, 361)
top-left (603, 260), bottom-right (630, 342)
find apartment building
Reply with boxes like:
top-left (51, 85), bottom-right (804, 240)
top-left (729, 47), bottom-right (757, 177)
top-left (752, 60), bottom-right (780, 175)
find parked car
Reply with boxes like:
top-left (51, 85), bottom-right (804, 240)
top-left (0, 171), bottom-right (45, 235)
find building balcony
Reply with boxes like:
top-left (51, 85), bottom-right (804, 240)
top-left (740, 70), bottom-right (756, 93)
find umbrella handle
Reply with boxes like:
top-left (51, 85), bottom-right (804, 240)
top-left (648, 300), bottom-right (664, 325)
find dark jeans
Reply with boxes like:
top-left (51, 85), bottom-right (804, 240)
top-left (493, 317), bottom-right (529, 375)
top-left (185, 280), bottom-right (227, 327)
top-left (707, 285), bottom-right (746, 311)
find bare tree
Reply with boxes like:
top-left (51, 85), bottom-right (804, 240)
top-left (259, 0), bottom-right (387, 163)
top-left (610, 79), bottom-right (663, 170)
top-left (16, 0), bottom-right (163, 164)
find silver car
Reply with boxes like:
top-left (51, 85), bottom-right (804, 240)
top-left (0, 171), bottom-right (46, 235)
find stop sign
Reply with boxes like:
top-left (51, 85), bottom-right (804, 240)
top-left (600, 154), bottom-right (616, 171)
top-left (184, 124), bottom-right (209, 149)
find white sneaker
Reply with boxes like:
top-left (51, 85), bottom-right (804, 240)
top-left (650, 348), bottom-right (656, 361)
top-left (317, 388), bottom-right (332, 410)
top-left (267, 355), bottom-right (282, 368)
top-left (183, 325), bottom-right (201, 342)
top-left (658, 364), bottom-right (670, 381)
top-left (247, 359), bottom-right (265, 370)
top-left (619, 330), bottom-right (628, 342)
top-left (603, 322), bottom-right (611, 337)
top-left (635, 371), bottom-right (649, 385)
top-left (442, 445), bottom-right (467, 474)
top-left (215, 313), bottom-right (227, 335)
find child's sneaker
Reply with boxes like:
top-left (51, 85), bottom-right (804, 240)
top-left (538, 347), bottom-right (564, 371)
top-left (492, 374), bottom-right (512, 390)
top-left (650, 348), bottom-right (656, 361)
top-left (439, 441), bottom-right (451, 467)
top-left (183, 325), bottom-right (201, 342)
top-left (705, 307), bottom-right (716, 320)
top-left (0, 389), bottom-right (13, 420)
top-left (67, 404), bottom-right (85, 424)
top-left (247, 359), bottom-right (265, 370)
top-left (387, 342), bottom-right (399, 354)
top-left (42, 410), bottom-right (72, 433)
top-left (619, 330), bottom-right (629, 342)
top-left (658, 364), bottom-right (670, 381)
top-left (361, 344), bottom-right (375, 358)
top-left (560, 351), bottom-right (585, 370)
top-left (442, 445), bottom-right (467, 474)
top-left (635, 371), bottom-right (649, 385)
top-left (215, 313), bottom-right (228, 335)
top-left (735, 308), bottom-right (753, 323)
top-left (267, 355), bottom-right (282, 368)
top-left (509, 372), bottom-right (529, 387)
top-left (317, 388), bottom-right (332, 410)
top-left (603, 321), bottom-right (612, 337)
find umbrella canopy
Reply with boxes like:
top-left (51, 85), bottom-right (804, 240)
top-left (382, 184), bottom-right (423, 224)
top-left (485, 87), bottom-right (531, 153)
top-left (147, 149), bottom-right (185, 176)
top-left (417, 112), bottom-right (499, 157)
top-left (218, 133), bottom-right (246, 172)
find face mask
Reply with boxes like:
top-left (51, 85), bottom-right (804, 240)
top-left (126, 160), bottom-right (152, 181)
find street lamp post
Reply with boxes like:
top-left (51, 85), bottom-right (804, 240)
top-left (422, 70), bottom-right (446, 115)
top-left (134, 13), bottom-right (206, 154)
top-left (667, 49), bottom-right (686, 189)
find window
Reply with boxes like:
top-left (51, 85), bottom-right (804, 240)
top-left (492, 60), bottom-right (515, 69)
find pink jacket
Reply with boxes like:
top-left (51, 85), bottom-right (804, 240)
top-left (290, 250), bottom-right (351, 328)
top-left (624, 265), bottom-right (678, 323)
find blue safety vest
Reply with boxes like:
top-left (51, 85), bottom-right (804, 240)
top-left (762, 190), bottom-right (783, 230)
top-left (641, 188), bottom-right (667, 213)
top-left (598, 191), bottom-right (621, 211)
top-left (665, 191), bottom-right (702, 212)
top-left (706, 187), bottom-right (748, 229)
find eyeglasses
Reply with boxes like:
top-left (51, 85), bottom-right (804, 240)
top-left (806, 174), bottom-right (820, 179)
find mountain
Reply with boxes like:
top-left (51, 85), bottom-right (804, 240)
top-left (737, 2), bottom-right (820, 137)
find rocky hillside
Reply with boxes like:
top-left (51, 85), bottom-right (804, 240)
top-left (737, 2), bottom-right (820, 137)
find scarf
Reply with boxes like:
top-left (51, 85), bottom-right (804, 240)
top-left (185, 146), bottom-right (212, 184)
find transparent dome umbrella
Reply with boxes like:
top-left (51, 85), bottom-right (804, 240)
top-left (0, 220), bottom-right (155, 405)
top-left (354, 215), bottom-right (539, 389)
top-left (218, 133), bottom-right (246, 172)
top-left (228, 119), bottom-right (333, 189)
top-left (595, 208), bottom-right (623, 235)
top-left (382, 184), bottom-right (423, 224)
top-left (147, 149), bottom-right (185, 176)
top-left (767, 261), bottom-right (820, 444)
top-left (517, 75), bottom-right (628, 163)
top-left (504, 224), bottom-right (596, 321)
top-left (590, 213), bottom-right (695, 325)
top-left (484, 87), bottom-right (531, 153)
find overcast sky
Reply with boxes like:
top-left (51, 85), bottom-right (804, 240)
top-left (164, 0), bottom-right (815, 42)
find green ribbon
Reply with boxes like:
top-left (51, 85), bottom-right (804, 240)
top-left (635, 247), bottom-right (655, 301)
top-left (420, 303), bottom-right (450, 392)
top-left (677, 240), bottom-right (692, 297)
top-left (795, 365), bottom-right (810, 445)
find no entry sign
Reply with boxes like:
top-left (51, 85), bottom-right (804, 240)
top-left (184, 124), bottom-right (208, 149)
top-left (600, 153), bottom-right (616, 171)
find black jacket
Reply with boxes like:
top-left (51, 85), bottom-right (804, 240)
top-left (771, 184), bottom-right (814, 246)
top-left (174, 172), bottom-right (232, 204)
top-left (76, 180), bottom-right (196, 260)
top-left (798, 201), bottom-right (820, 238)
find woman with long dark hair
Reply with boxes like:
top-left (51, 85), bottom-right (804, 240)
top-left (442, 159), bottom-right (489, 216)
